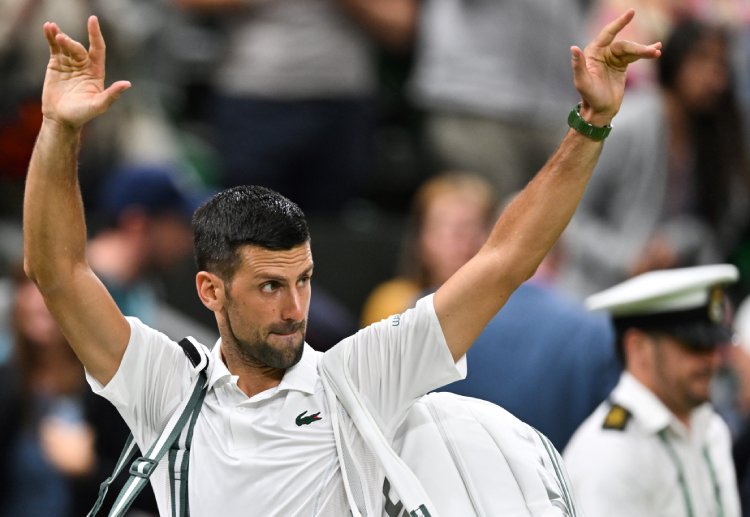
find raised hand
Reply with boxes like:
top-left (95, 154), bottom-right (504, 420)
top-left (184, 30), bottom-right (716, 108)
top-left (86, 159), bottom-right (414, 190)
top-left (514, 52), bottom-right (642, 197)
top-left (571, 9), bottom-right (662, 126)
top-left (41, 15), bottom-right (131, 130)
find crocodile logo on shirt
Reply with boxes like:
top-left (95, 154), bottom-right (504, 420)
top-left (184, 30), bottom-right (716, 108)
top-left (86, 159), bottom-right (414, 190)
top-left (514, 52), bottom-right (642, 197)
top-left (296, 410), bottom-right (323, 426)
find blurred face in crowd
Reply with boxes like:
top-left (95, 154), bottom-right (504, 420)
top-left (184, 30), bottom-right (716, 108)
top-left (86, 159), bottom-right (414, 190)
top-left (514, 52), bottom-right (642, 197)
top-left (147, 212), bottom-right (194, 269)
top-left (631, 330), bottom-right (722, 420)
top-left (13, 280), bottom-right (66, 350)
top-left (675, 34), bottom-right (729, 113)
top-left (419, 192), bottom-right (490, 287)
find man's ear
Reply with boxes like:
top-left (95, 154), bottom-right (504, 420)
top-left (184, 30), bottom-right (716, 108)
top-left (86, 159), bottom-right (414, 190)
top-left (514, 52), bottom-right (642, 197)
top-left (622, 328), bottom-right (652, 372)
top-left (196, 271), bottom-right (226, 312)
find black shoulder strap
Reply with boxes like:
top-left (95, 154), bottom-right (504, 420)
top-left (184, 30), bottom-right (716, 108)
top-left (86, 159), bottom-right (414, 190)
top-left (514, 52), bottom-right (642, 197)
top-left (87, 337), bottom-right (209, 517)
top-left (178, 337), bottom-right (203, 368)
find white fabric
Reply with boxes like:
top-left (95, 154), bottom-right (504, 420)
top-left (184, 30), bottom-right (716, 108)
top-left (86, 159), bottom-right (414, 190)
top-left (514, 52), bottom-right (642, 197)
top-left (87, 294), bottom-right (461, 516)
top-left (322, 350), bottom-right (579, 516)
top-left (564, 373), bottom-right (741, 517)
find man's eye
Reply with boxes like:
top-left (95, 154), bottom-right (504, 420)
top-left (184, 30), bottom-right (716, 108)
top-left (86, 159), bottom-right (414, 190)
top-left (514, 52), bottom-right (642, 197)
top-left (261, 282), bottom-right (278, 293)
top-left (298, 276), bottom-right (310, 287)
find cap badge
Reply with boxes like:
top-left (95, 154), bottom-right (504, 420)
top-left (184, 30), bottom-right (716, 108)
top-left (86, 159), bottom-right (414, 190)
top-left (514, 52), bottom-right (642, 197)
top-left (708, 287), bottom-right (725, 324)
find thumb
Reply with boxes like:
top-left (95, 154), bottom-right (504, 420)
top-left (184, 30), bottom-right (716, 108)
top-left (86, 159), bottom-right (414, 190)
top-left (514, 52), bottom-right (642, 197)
top-left (570, 46), bottom-right (591, 92)
top-left (93, 80), bottom-right (132, 113)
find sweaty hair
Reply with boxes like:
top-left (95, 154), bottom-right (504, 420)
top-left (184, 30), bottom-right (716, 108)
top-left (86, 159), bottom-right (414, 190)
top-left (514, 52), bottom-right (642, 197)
top-left (192, 186), bottom-right (310, 280)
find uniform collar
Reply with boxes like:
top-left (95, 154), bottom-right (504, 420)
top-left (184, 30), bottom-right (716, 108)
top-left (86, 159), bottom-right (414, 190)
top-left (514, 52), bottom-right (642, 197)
top-left (612, 372), bottom-right (714, 437)
top-left (207, 340), bottom-right (320, 396)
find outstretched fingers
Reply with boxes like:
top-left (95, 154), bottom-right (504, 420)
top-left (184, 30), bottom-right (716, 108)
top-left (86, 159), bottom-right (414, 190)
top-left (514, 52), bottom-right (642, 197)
top-left (44, 22), bottom-right (62, 56)
top-left (54, 31), bottom-right (87, 63)
top-left (102, 81), bottom-right (132, 106)
top-left (592, 8), bottom-right (635, 49)
top-left (86, 16), bottom-right (106, 69)
top-left (611, 39), bottom-right (663, 63)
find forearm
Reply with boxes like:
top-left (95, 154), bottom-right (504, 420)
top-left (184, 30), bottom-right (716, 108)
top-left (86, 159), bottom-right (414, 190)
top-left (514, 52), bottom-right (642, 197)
top-left (435, 129), bottom-right (603, 358)
top-left (489, 130), bottom-right (602, 285)
top-left (23, 119), bottom-right (88, 289)
top-left (335, 0), bottom-right (417, 51)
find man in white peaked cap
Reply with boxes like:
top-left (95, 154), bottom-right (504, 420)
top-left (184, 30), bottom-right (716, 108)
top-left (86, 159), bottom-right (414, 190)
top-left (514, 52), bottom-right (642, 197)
top-left (563, 264), bottom-right (742, 517)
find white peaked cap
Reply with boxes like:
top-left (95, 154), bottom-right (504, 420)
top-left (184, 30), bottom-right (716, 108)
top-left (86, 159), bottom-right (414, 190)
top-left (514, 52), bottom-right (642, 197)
top-left (586, 264), bottom-right (739, 317)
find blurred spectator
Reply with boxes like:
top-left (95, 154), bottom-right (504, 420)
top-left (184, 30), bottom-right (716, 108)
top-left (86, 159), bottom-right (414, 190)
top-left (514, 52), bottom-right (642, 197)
top-left (173, 0), bottom-right (417, 214)
top-left (557, 18), bottom-right (750, 298)
top-left (407, 0), bottom-right (585, 202)
top-left (586, 0), bottom-right (750, 89)
top-left (362, 172), bottom-right (620, 450)
top-left (0, 1), bottom-right (88, 219)
top-left (0, 1), bottom-right (214, 220)
top-left (88, 165), bottom-right (217, 344)
top-left (361, 172), bottom-right (496, 324)
top-left (0, 268), bottom-right (90, 517)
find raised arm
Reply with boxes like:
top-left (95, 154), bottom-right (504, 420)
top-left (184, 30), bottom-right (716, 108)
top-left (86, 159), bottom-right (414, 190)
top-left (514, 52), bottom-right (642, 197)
top-left (434, 10), bottom-right (662, 360)
top-left (23, 16), bottom-right (132, 384)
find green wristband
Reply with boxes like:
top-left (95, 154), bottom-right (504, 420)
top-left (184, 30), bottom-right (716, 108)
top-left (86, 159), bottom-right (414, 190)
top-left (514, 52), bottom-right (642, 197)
top-left (567, 103), bottom-right (612, 141)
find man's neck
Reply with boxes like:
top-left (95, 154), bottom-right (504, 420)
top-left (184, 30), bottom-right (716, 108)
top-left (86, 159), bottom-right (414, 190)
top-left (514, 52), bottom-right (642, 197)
top-left (220, 344), bottom-right (286, 398)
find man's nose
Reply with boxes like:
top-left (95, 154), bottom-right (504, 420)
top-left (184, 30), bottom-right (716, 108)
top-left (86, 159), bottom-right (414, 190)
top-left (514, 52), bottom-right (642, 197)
top-left (281, 288), bottom-right (305, 321)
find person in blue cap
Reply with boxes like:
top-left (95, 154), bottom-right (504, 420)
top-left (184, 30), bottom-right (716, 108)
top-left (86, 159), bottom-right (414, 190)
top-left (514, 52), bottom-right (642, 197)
top-left (564, 264), bottom-right (742, 517)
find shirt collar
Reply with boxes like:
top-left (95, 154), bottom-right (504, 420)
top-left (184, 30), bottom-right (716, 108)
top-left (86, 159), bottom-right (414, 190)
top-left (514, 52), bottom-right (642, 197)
top-left (612, 372), bottom-right (714, 437)
top-left (207, 340), bottom-right (320, 396)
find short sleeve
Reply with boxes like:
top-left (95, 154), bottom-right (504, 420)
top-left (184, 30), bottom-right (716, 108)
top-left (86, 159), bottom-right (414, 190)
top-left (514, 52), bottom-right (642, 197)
top-left (326, 293), bottom-right (466, 433)
top-left (85, 317), bottom-right (194, 448)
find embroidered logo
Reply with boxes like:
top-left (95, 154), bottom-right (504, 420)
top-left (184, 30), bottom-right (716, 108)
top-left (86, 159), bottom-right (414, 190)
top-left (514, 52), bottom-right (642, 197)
top-left (296, 410), bottom-right (322, 427)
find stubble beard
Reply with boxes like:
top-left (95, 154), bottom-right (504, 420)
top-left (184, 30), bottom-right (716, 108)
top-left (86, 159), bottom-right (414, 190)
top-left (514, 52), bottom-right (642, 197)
top-left (225, 313), bottom-right (306, 370)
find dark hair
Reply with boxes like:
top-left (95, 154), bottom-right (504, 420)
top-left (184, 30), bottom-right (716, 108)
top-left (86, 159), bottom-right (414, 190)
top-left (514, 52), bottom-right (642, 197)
top-left (192, 186), bottom-right (310, 279)
top-left (658, 18), bottom-right (750, 228)
top-left (657, 18), bottom-right (716, 90)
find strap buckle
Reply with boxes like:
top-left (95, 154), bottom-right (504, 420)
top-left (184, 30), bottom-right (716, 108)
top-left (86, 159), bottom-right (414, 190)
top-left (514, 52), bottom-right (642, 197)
top-left (129, 457), bottom-right (158, 479)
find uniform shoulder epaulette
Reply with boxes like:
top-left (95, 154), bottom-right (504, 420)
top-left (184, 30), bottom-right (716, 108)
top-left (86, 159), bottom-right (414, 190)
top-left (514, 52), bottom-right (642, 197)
top-left (602, 403), bottom-right (631, 431)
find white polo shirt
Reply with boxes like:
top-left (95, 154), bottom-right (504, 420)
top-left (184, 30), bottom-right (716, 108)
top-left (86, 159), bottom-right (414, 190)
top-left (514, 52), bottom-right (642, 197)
top-left (563, 372), bottom-right (740, 517)
top-left (88, 294), bottom-right (464, 516)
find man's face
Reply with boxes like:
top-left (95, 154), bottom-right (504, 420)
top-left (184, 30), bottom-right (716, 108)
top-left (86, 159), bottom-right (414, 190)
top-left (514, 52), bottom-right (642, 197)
top-left (147, 213), bottom-right (194, 269)
top-left (648, 334), bottom-right (722, 416)
top-left (419, 193), bottom-right (489, 286)
top-left (674, 35), bottom-right (729, 113)
top-left (221, 243), bottom-right (313, 370)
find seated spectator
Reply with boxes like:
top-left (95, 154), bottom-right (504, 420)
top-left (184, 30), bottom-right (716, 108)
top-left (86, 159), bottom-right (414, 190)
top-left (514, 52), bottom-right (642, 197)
top-left (361, 172), bottom-right (496, 325)
top-left (0, 267), bottom-right (90, 517)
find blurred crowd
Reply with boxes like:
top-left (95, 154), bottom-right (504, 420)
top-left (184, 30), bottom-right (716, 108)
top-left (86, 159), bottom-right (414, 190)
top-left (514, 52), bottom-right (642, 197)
top-left (4, 0), bottom-right (750, 515)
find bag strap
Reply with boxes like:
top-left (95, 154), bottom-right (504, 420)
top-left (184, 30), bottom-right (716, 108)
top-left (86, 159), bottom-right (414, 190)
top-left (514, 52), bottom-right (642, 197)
top-left (168, 338), bottom-right (209, 517)
top-left (87, 337), bottom-right (209, 517)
